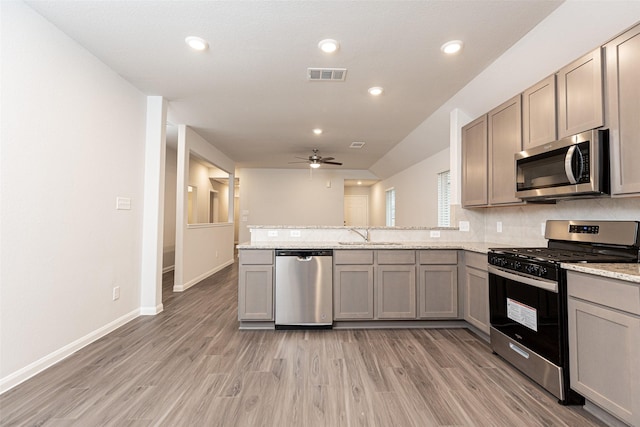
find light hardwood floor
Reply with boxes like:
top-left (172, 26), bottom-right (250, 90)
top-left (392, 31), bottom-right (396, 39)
top-left (1, 264), bottom-right (606, 426)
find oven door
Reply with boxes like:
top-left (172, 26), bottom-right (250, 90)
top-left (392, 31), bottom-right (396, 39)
top-left (488, 266), bottom-right (561, 365)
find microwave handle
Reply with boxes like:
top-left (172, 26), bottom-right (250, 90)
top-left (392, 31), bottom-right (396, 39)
top-left (564, 145), bottom-right (583, 184)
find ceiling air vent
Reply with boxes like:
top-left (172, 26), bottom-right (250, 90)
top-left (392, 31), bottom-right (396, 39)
top-left (350, 141), bottom-right (365, 149)
top-left (307, 68), bottom-right (347, 81)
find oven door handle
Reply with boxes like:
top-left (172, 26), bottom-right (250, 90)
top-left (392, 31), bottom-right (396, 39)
top-left (488, 266), bottom-right (559, 293)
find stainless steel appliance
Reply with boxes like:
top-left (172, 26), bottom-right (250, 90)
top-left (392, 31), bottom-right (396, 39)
top-left (275, 249), bottom-right (333, 329)
top-left (488, 220), bottom-right (640, 404)
top-left (515, 129), bottom-right (609, 201)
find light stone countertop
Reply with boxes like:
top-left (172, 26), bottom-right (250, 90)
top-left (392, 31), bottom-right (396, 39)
top-left (562, 263), bottom-right (640, 284)
top-left (236, 241), bottom-right (509, 254)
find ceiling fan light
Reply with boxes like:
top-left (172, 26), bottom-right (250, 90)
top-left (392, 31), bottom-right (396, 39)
top-left (310, 162), bottom-right (321, 169)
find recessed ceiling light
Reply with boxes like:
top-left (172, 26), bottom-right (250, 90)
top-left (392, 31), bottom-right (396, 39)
top-left (313, 128), bottom-right (323, 135)
top-left (185, 36), bottom-right (209, 51)
top-left (357, 181), bottom-right (362, 185)
top-left (368, 86), bottom-right (384, 96)
top-left (318, 39), bottom-right (339, 53)
top-left (441, 40), bottom-right (463, 55)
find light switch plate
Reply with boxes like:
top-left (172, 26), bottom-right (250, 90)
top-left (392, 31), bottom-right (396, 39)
top-left (459, 221), bottom-right (470, 232)
top-left (290, 230), bottom-right (301, 237)
top-left (497, 221), bottom-right (503, 233)
top-left (541, 222), bottom-right (546, 236)
top-left (116, 197), bottom-right (131, 210)
top-left (430, 230), bottom-right (441, 238)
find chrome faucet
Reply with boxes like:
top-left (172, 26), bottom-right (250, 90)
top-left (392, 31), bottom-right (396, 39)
top-left (349, 228), bottom-right (370, 242)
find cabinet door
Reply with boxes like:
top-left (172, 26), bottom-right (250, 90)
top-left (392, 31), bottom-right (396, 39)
top-left (238, 265), bottom-right (273, 320)
top-left (461, 115), bottom-right (488, 207)
top-left (333, 265), bottom-right (374, 320)
top-left (523, 75), bottom-right (556, 148)
top-left (568, 297), bottom-right (640, 426)
top-left (376, 265), bottom-right (416, 319)
top-left (417, 265), bottom-right (458, 319)
top-left (606, 23), bottom-right (640, 196)
top-left (557, 47), bottom-right (604, 138)
top-left (464, 266), bottom-right (489, 334)
top-left (488, 95), bottom-right (523, 205)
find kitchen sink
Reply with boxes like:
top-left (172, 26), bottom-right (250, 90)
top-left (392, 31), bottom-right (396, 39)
top-left (338, 241), bottom-right (403, 245)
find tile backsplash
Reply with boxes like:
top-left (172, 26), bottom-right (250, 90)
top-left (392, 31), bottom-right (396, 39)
top-left (453, 197), bottom-right (640, 246)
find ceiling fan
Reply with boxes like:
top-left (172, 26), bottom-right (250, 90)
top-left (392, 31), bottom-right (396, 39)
top-left (290, 149), bottom-right (343, 168)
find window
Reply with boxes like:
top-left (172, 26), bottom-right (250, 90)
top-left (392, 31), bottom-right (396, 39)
top-left (385, 188), bottom-right (396, 226)
top-left (438, 170), bottom-right (451, 227)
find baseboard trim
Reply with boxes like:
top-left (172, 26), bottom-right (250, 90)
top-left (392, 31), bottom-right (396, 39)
top-left (140, 303), bottom-right (164, 316)
top-left (162, 265), bottom-right (175, 273)
top-left (0, 308), bottom-right (140, 395)
top-left (173, 259), bottom-right (234, 292)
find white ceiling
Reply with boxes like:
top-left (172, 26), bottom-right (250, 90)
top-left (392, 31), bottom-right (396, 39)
top-left (26, 0), bottom-right (562, 171)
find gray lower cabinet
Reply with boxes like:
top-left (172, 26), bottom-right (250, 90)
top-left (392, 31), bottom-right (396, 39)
top-left (463, 252), bottom-right (490, 334)
top-left (333, 250), bottom-right (374, 320)
top-left (238, 250), bottom-right (274, 321)
top-left (567, 271), bottom-right (640, 426)
top-left (557, 47), bottom-right (604, 138)
top-left (417, 250), bottom-right (458, 319)
top-left (606, 23), bottom-right (640, 196)
top-left (376, 250), bottom-right (416, 319)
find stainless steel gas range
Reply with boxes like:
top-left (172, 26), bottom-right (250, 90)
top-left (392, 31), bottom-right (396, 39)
top-left (488, 220), bottom-right (640, 405)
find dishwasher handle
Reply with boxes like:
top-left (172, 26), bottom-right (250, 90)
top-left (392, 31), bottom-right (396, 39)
top-left (297, 256), bottom-right (312, 262)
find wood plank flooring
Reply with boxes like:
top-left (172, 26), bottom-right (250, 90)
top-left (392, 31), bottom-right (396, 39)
top-left (1, 264), bottom-right (607, 426)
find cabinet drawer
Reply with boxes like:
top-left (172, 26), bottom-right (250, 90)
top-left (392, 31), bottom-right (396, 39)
top-left (239, 250), bottom-right (273, 265)
top-left (377, 250), bottom-right (416, 265)
top-left (418, 250), bottom-right (457, 265)
top-left (567, 271), bottom-right (640, 315)
top-left (464, 251), bottom-right (487, 271)
top-left (334, 250), bottom-right (374, 265)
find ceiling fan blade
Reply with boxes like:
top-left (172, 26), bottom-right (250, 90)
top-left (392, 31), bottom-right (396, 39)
top-left (294, 156), bottom-right (310, 160)
top-left (321, 157), bottom-right (335, 161)
top-left (288, 160), bottom-right (310, 164)
top-left (322, 161), bottom-right (342, 165)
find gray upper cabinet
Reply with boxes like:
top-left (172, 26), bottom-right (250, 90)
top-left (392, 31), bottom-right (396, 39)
top-left (461, 115), bottom-right (488, 207)
top-left (557, 47), bottom-right (604, 138)
top-left (488, 95), bottom-right (524, 206)
top-left (522, 75), bottom-right (557, 149)
top-left (606, 23), bottom-right (640, 196)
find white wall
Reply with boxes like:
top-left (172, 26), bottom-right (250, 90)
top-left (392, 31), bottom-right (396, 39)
top-left (174, 126), bottom-right (236, 292)
top-left (370, 148), bottom-right (450, 226)
top-left (1, 2), bottom-right (147, 391)
top-left (236, 168), bottom-right (348, 244)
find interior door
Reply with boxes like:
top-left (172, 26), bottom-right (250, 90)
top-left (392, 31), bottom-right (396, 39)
top-left (344, 195), bottom-right (368, 226)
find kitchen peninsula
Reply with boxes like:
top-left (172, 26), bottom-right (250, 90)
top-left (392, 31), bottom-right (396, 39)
top-left (237, 225), bottom-right (506, 335)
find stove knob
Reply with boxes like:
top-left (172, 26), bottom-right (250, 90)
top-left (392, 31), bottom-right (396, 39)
top-left (513, 261), bottom-right (522, 270)
top-left (540, 267), bottom-right (548, 276)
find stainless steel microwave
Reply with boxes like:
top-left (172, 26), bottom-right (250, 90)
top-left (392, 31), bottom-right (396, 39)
top-left (515, 129), bottom-right (609, 201)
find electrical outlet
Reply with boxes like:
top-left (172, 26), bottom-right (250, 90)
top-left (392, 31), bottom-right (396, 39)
top-left (430, 230), bottom-right (441, 238)
top-left (459, 221), bottom-right (470, 232)
top-left (268, 230), bottom-right (278, 237)
top-left (112, 286), bottom-right (120, 301)
top-left (290, 230), bottom-right (301, 237)
top-left (215, 251), bottom-right (219, 258)
top-left (541, 222), bottom-right (546, 236)
top-left (497, 221), bottom-right (503, 233)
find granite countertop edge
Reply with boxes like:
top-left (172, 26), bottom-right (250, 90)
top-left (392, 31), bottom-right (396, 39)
top-left (236, 241), bottom-right (508, 254)
top-left (562, 263), bottom-right (640, 284)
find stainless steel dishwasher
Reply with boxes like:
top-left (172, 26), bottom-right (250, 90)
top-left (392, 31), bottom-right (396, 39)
top-left (275, 249), bottom-right (333, 329)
